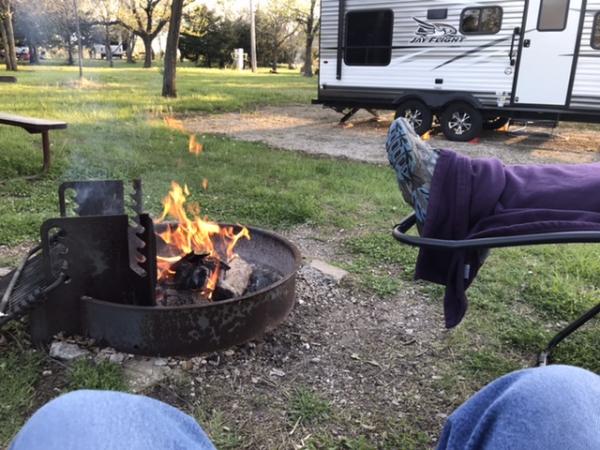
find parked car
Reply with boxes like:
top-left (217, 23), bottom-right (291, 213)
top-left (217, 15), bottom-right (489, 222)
top-left (15, 46), bottom-right (29, 61)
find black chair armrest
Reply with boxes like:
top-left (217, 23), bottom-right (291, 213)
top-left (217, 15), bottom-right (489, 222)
top-left (393, 213), bottom-right (600, 250)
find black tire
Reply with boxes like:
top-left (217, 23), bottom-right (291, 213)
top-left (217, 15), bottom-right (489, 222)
top-left (483, 116), bottom-right (510, 130)
top-left (394, 100), bottom-right (433, 136)
top-left (440, 102), bottom-right (483, 142)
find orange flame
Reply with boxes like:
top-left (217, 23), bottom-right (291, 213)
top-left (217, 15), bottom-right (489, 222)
top-left (189, 135), bottom-right (203, 155)
top-left (156, 182), bottom-right (250, 299)
top-left (422, 130), bottom-right (432, 141)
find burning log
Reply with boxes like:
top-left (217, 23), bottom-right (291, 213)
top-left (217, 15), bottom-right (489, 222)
top-left (215, 256), bottom-right (253, 299)
top-left (157, 253), bottom-right (254, 306)
top-left (170, 252), bottom-right (223, 291)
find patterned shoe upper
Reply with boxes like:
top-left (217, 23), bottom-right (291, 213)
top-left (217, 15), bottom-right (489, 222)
top-left (386, 118), bottom-right (439, 225)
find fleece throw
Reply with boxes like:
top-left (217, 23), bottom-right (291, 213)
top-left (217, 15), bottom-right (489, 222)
top-left (416, 149), bottom-right (600, 328)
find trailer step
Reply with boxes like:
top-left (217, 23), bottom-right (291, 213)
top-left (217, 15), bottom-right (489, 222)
top-left (509, 119), bottom-right (559, 129)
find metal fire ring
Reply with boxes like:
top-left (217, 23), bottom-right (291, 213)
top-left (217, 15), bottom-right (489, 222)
top-left (80, 225), bottom-right (301, 356)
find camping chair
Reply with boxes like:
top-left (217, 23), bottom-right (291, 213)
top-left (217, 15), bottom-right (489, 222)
top-left (393, 212), bottom-right (600, 366)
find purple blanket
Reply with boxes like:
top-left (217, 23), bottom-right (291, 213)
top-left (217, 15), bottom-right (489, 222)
top-left (416, 149), bottom-right (600, 328)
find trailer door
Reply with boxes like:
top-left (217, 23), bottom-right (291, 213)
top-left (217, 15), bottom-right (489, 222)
top-left (514, 0), bottom-right (583, 105)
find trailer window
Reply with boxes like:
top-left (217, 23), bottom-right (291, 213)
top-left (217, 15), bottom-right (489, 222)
top-left (460, 7), bottom-right (503, 34)
top-left (538, 0), bottom-right (570, 31)
top-left (344, 10), bottom-right (393, 66)
top-left (592, 12), bottom-right (600, 49)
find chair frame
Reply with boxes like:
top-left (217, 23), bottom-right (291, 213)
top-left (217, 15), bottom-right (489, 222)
top-left (393, 213), bottom-right (600, 366)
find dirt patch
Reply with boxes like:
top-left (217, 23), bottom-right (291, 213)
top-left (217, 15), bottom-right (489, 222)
top-left (183, 105), bottom-right (600, 165)
top-left (142, 227), bottom-right (451, 448)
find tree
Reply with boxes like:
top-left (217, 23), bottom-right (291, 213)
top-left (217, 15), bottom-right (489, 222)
top-left (0, 0), bottom-right (17, 71)
top-left (178, 7), bottom-right (248, 68)
top-left (13, 0), bottom-right (46, 64)
top-left (162, 0), bottom-right (183, 97)
top-left (46, 0), bottom-right (81, 65)
top-left (72, 0), bottom-right (84, 78)
top-left (255, 0), bottom-right (300, 72)
top-left (96, 0), bottom-right (120, 67)
top-left (124, 29), bottom-right (136, 63)
top-left (13, 0), bottom-right (93, 66)
top-left (178, 5), bottom-right (216, 64)
top-left (296, 0), bottom-right (319, 77)
top-left (118, 0), bottom-right (170, 68)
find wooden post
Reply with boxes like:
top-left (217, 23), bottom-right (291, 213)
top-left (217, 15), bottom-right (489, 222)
top-left (41, 131), bottom-right (51, 173)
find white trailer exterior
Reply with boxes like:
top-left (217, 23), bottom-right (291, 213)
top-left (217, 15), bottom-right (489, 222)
top-left (315, 0), bottom-right (600, 140)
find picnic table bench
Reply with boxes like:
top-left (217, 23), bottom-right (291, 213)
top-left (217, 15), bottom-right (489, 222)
top-left (0, 113), bottom-right (67, 175)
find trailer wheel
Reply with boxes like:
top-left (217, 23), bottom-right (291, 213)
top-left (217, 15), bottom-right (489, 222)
top-left (394, 100), bottom-right (433, 136)
top-left (483, 116), bottom-right (510, 130)
top-left (440, 102), bottom-right (482, 142)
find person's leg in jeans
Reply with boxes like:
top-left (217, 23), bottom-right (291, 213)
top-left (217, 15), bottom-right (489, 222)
top-left (10, 389), bottom-right (216, 450)
top-left (437, 364), bottom-right (600, 450)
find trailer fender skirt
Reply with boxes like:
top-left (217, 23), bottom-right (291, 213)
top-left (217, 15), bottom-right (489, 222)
top-left (393, 92), bottom-right (483, 112)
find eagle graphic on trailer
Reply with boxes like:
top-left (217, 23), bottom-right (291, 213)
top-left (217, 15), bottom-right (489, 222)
top-left (314, 0), bottom-right (600, 141)
top-left (410, 17), bottom-right (465, 43)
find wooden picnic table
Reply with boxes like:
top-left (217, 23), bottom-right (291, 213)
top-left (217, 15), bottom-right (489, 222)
top-left (0, 113), bottom-right (67, 174)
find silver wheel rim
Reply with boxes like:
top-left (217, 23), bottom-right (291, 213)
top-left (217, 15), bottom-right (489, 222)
top-left (448, 111), bottom-right (472, 135)
top-left (403, 108), bottom-right (424, 129)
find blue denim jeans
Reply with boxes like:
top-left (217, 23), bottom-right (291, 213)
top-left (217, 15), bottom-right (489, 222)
top-left (438, 365), bottom-right (600, 450)
top-left (10, 389), bottom-right (216, 450)
top-left (10, 365), bottom-right (600, 450)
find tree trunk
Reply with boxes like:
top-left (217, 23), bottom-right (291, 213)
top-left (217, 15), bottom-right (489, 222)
top-left (29, 44), bottom-right (39, 64)
top-left (105, 24), bottom-right (113, 68)
top-left (303, 34), bottom-right (314, 77)
top-left (142, 36), bottom-right (152, 68)
top-left (72, 0), bottom-right (84, 79)
top-left (126, 33), bottom-right (136, 63)
top-left (67, 40), bottom-right (74, 66)
top-left (0, 19), bottom-right (9, 70)
top-left (162, 0), bottom-right (184, 97)
top-left (1, 0), bottom-right (17, 71)
top-left (271, 47), bottom-right (278, 73)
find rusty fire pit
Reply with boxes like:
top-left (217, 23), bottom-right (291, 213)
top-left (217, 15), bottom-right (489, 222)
top-left (0, 180), bottom-right (301, 356)
top-left (82, 225), bottom-right (300, 356)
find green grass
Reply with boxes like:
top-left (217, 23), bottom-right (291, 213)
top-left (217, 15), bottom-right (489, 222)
top-left (194, 408), bottom-right (245, 450)
top-left (0, 62), bottom-right (406, 244)
top-left (0, 349), bottom-right (42, 444)
top-left (342, 232), bottom-right (418, 297)
top-left (67, 359), bottom-right (126, 391)
top-left (2, 62), bottom-right (600, 448)
top-left (288, 387), bottom-right (332, 425)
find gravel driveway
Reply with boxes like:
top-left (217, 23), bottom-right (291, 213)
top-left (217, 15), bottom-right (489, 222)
top-left (184, 105), bottom-right (600, 165)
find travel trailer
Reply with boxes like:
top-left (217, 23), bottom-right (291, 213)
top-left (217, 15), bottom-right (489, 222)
top-left (314, 0), bottom-right (600, 140)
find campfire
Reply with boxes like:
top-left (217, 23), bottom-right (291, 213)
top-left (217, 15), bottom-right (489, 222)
top-left (0, 177), bottom-right (301, 356)
top-left (154, 181), bottom-right (252, 305)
